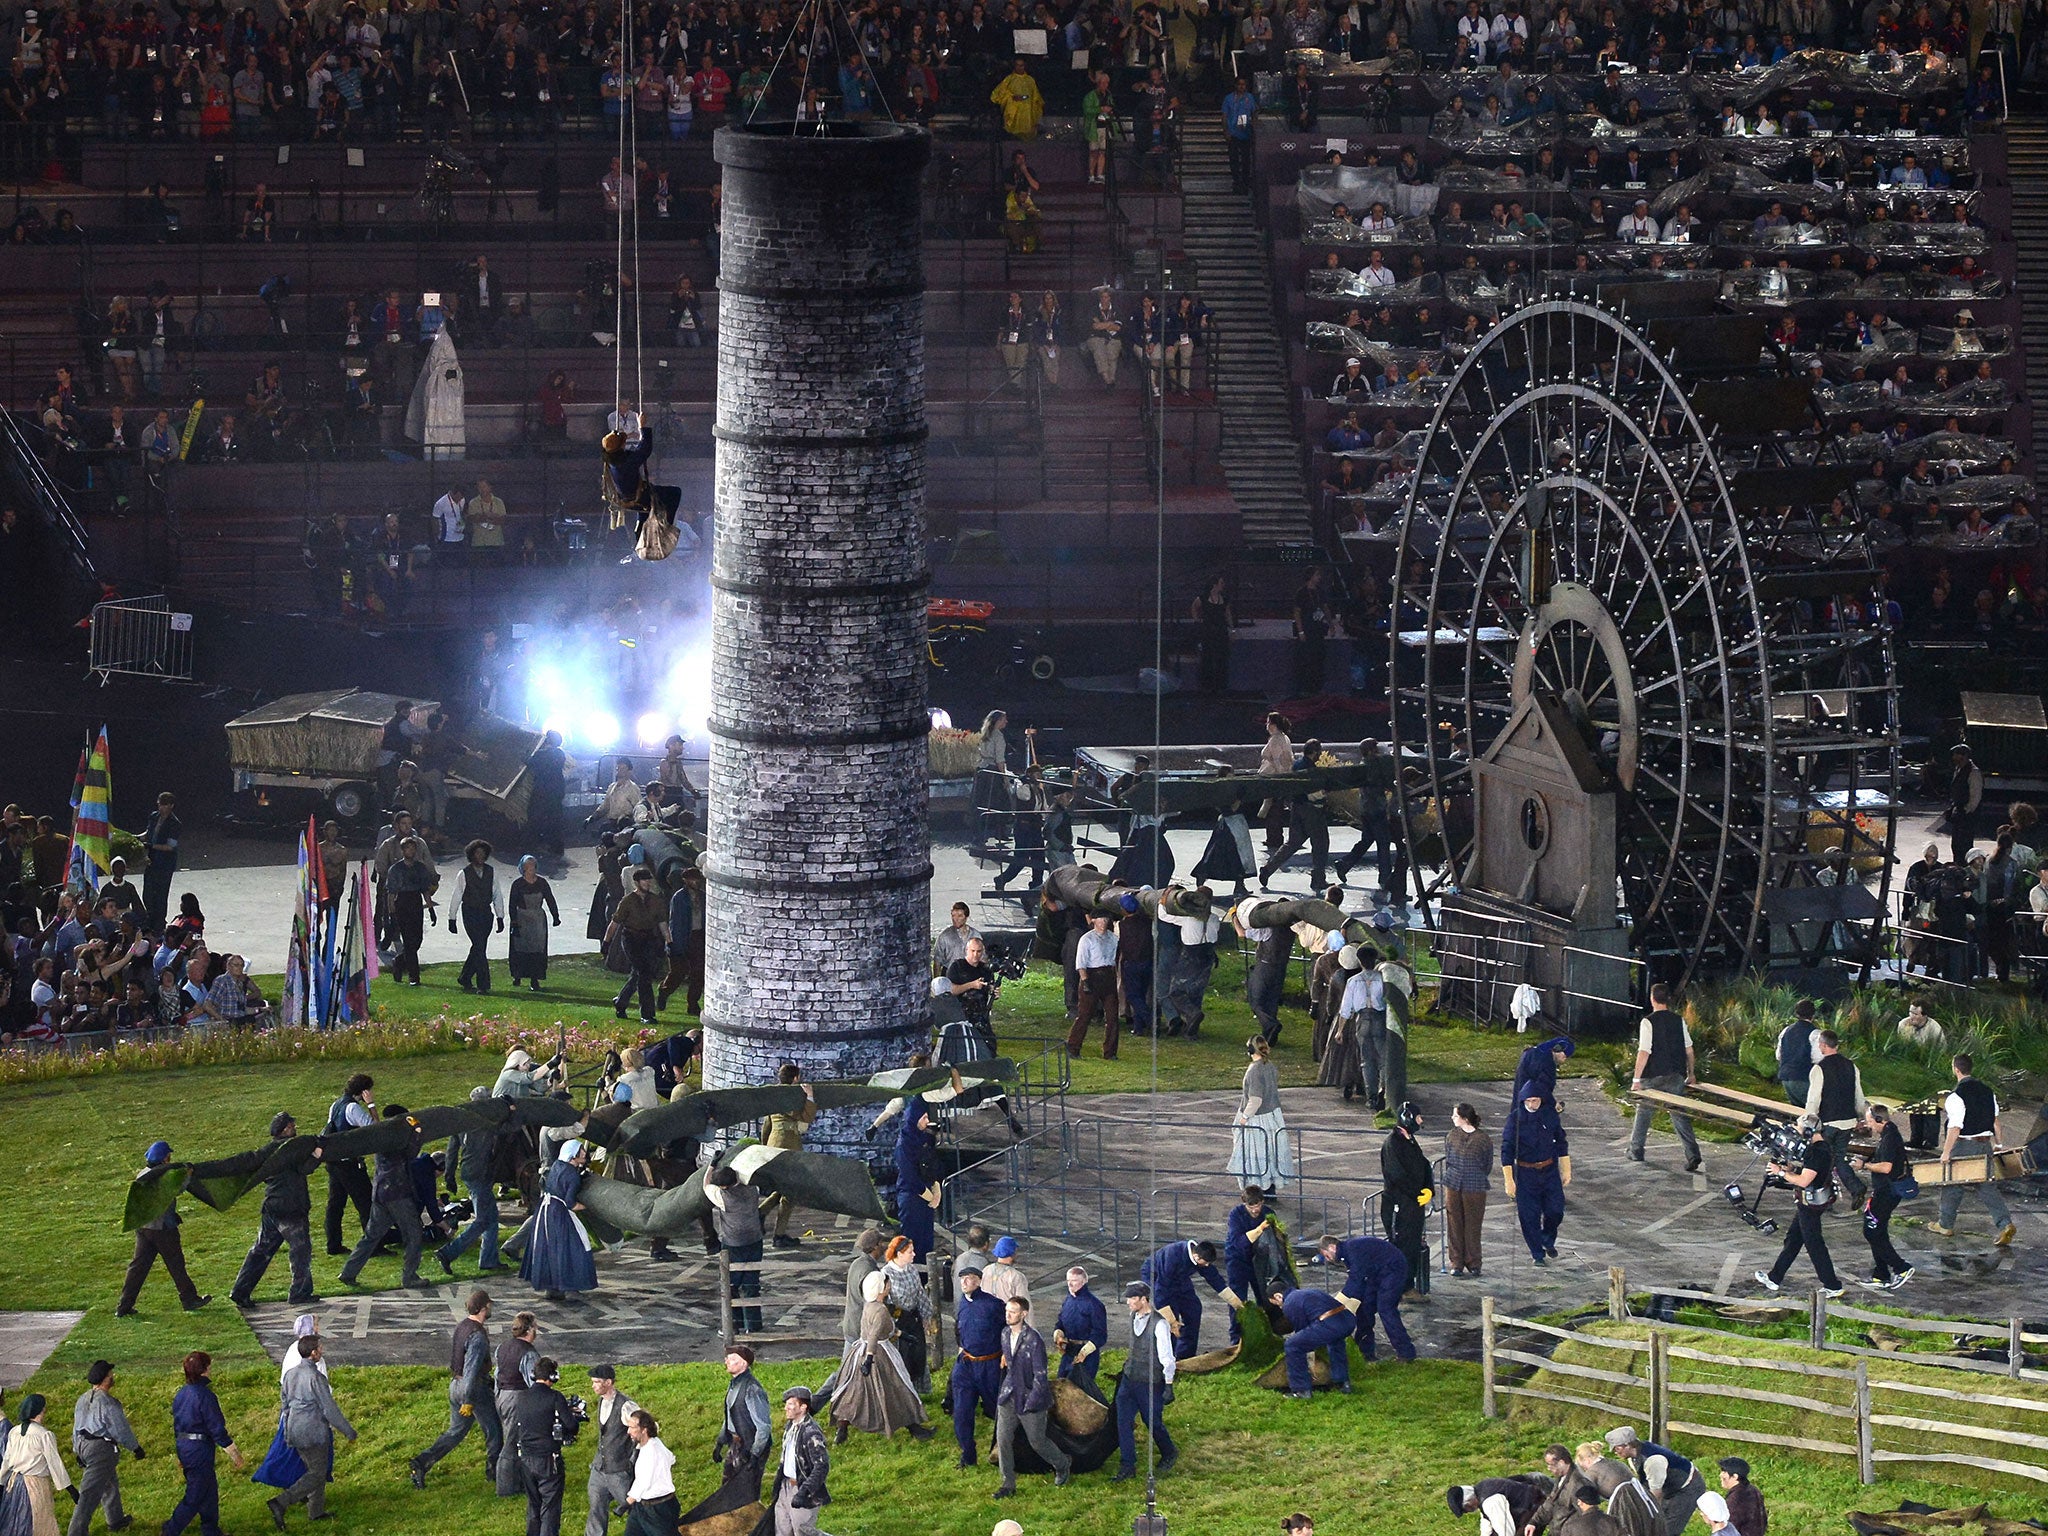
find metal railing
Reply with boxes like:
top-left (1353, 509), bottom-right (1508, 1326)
top-left (87, 593), bottom-right (195, 683)
top-left (0, 408), bottom-right (97, 581)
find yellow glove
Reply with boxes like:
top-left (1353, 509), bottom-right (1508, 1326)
top-left (1503, 1168), bottom-right (1517, 1197)
top-left (1218, 1287), bottom-right (1244, 1309)
top-left (1339, 1294), bottom-right (1361, 1314)
top-left (1416, 1188), bottom-right (1432, 1209)
top-left (1159, 1305), bottom-right (1182, 1336)
top-left (458, 1404), bottom-right (473, 1419)
top-left (1077, 1341), bottom-right (1097, 1360)
top-left (1560, 1155), bottom-right (1572, 1187)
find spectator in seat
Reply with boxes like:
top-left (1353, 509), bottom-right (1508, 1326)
top-left (1331, 357), bottom-right (1369, 397)
top-left (538, 370), bottom-right (575, 445)
top-left (340, 370), bottom-right (378, 445)
top-left (670, 276), bottom-right (705, 347)
top-left (1029, 292), bottom-right (1062, 389)
top-left (242, 182), bottom-right (276, 241)
top-left (1326, 411), bottom-right (1367, 453)
top-left (1004, 185), bottom-right (1041, 254)
top-left (202, 413), bottom-right (243, 464)
top-left (691, 52), bottom-right (731, 126)
top-left (194, 952), bottom-right (267, 1027)
top-left (1086, 290), bottom-right (1125, 388)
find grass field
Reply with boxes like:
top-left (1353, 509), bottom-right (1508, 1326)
top-left (3, 971), bottom-right (2042, 1531)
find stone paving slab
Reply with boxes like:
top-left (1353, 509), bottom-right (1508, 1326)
top-left (0, 1312), bottom-right (85, 1390)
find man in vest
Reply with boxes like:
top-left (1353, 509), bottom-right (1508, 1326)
top-left (1604, 1425), bottom-right (1708, 1536)
top-left (1110, 1281), bottom-right (1177, 1482)
top-left (408, 1289), bottom-right (500, 1489)
top-left (1773, 999), bottom-right (1821, 1107)
top-left (1627, 983), bottom-right (1702, 1173)
top-left (1930, 1053), bottom-right (2018, 1244)
top-left (1804, 1030), bottom-right (1869, 1202)
top-left (583, 1364), bottom-right (637, 1536)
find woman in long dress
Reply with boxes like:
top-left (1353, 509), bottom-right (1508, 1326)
top-left (973, 710), bottom-right (1011, 843)
top-left (829, 1272), bottom-right (933, 1444)
top-left (521, 1140), bottom-right (599, 1301)
top-left (507, 856), bottom-right (561, 991)
top-left (1228, 1035), bottom-right (1295, 1194)
top-left (0, 1395), bottom-right (71, 1536)
top-left (1317, 946), bottom-right (1367, 1100)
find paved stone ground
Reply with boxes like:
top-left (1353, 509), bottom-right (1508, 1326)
top-left (242, 1076), bottom-right (2047, 1373)
top-left (0, 1312), bottom-right (85, 1389)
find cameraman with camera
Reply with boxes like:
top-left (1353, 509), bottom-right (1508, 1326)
top-left (508, 1357), bottom-right (585, 1536)
top-left (1753, 1116), bottom-right (1845, 1298)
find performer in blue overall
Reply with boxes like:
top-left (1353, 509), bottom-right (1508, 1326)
top-left (948, 1262), bottom-right (1006, 1469)
top-left (1273, 1285), bottom-right (1355, 1399)
top-left (1513, 1035), bottom-right (1574, 1109)
top-left (1054, 1266), bottom-right (1108, 1393)
top-left (1314, 1231), bottom-right (1415, 1361)
top-left (894, 1096), bottom-right (939, 1260)
top-left (165, 1351), bottom-right (243, 1536)
top-left (1222, 1186), bottom-right (1274, 1345)
top-left (1139, 1239), bottom-right (1243, 1359)
top-left (600, 425), bottom-right (682, 543)
top-left (1502, 1084), bottom-right (1570, 1264)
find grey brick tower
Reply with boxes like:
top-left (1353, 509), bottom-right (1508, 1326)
top-left (702, 122), bottom-right (934, 1142)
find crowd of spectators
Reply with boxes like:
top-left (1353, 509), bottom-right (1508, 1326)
top-left (0, 803), bottom-right (271, 1043)
top-left (1242, 2), bottom-right (2032, 630)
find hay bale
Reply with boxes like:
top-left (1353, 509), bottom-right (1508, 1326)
top-left (929, 729), bottom-right (982, 780)
top-left (1177, 1343), bottom-right (1242, 1375)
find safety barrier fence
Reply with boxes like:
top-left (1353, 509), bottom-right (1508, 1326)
top-left (1480, 1264), bottom-right (2048, 1488)
top-left (87, 592), bottom-right (196, 682)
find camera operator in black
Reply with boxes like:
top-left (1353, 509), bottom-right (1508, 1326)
top-left (1852, 1105), bottom-right (1914, 1289)
top-left (508, 1357), bottom-right (584, 1536)
top-left (1754, 1116), bottom-right (1844, 1297)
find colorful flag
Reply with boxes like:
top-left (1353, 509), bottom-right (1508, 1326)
top-left (70, 728), bottom-right (113, 882)
top-left (282, 817), bottom-right (313, 1028)
top-left (338, 869), bottom-right (375, 1023)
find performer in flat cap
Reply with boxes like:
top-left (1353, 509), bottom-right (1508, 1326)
top-left (1111, 1281), bottom-right (1177, 1483)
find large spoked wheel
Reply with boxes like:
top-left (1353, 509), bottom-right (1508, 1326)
top-left (1388, 299), bottom-right (1781, 984)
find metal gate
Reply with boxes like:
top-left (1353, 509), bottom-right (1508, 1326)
top-left (87, 595), bottom-right (194, 684)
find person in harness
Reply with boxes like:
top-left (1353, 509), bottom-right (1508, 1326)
top-left (600, 427), bottom-right (683, 559)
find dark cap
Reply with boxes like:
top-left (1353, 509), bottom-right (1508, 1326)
top-left (1717, 1457), bottom-right (1750, 1479)
top-left (588, 1364), bottom-right (616, 1382)
top-left (782, 1385), bottom-right (813, 1405)
top-left (270, 1111), bottom-right (296, 1138)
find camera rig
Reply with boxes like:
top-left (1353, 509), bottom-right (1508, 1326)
top-left (1719, 1115), bottom-right (1812, 1235)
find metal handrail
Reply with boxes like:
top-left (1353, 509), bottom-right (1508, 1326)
top-left (0, 409), bottom-right (97, 580)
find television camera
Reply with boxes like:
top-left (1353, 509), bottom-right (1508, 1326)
top-left (1719, 1114), bottom-right (1813, 1235)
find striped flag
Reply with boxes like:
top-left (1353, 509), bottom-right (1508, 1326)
top-left (71, 727), bottom-right (113, 881)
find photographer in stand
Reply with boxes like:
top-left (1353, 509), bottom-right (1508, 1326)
top-left (1752, 1115), bottom-right (1845, 1299)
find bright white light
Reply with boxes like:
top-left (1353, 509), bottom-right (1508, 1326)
top-left (929, 707), bottom-right (952, 730)
top-left (664, 651), bottom-right (713, 736)
top-left (583, 711), bottom-right (621, 751)
top-left (635, 712), bottom-right (669, 747)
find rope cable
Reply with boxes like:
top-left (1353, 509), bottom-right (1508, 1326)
top-left (612, 6), bottom-right (628, 418)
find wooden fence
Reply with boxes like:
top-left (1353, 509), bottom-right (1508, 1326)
top-left (1479, 1265), bottom-right (2048, 1488)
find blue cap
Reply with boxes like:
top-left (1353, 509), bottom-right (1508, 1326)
top-left (144, 1141), bottom-right (172, 1166)
top-left (1119, 893), bottom-right (1140, 913)
top-left (612, 1083), bottom-right (634, 1103)
top-left (993, 1236), bottom-right (1018, 1258)
top-left (1372, 909), bottom-right (1396, 930)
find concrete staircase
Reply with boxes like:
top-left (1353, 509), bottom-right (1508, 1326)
top-left (2007, 115), bottom-right (2048, 475)
top-left (1175, 113), bottom-right (1315, 548)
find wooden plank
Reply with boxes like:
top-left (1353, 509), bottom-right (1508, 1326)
top-left (1495, 1348), bottom-right (1648, 1389)
top-left (1901, 1150), bottom-right (2030, 1189)
top-left (1667, 1379), bottom-right (1839, 1415)
top-left (1869, 1414), bottom-right (2048, 1455)
top-left (1496, 1314), bottom-right (1649, 1351)
top-left (1825, 1301), bottom-right (2009, 1338)
top-left (1628, 1086), bottom-right (1757, 1127)
top-left (1857, 1360), bottom-right (1874, 1486)
top-left (1667, 1343), bottom-right (1860, 1379)
top-left (1878, 1379), bottom-right (2048, 1414)
top-left (1665, 1418), bottom-right (1856, 1457)
top-left (1811, 1339), bottom-right (2017, 1374)
top-left (1498, 1383), bottom-right (1645, 1418)
top-left (1871, 1450), bottom-right (2048, 1484)
top-left (1690, 1080), bottom-right (1800, 1118)
top-left (1482, 1295), bottom-right (1498, 1419)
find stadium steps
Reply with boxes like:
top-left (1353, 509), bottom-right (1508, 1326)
top-left (1175, 113), bottom-right (1315, 550)
top-left (2008, 114), bottom-right (2048, 475)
